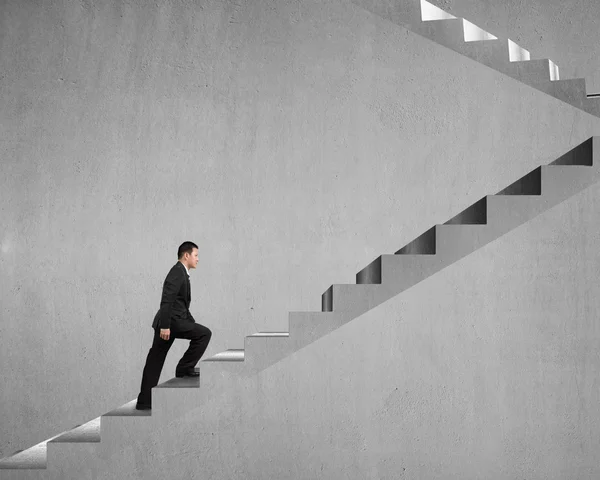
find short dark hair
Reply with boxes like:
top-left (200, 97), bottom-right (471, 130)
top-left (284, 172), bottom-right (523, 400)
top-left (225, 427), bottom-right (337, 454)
top-left (178, 241), bottom-right (198, 259)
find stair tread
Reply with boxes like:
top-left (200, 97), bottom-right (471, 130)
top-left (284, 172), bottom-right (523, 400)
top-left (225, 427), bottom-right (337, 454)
top-left (203, 349), bottom-right (245, 362)
top-left (248, 332), bottom-right (290, 337)
top-left (155, 376), bottom-right (200, 388)
top-left (49, 417), bottom-right (101, 443)
top-left (103, 399), bottom-right (151, 417)
top-left (0, 435), bottom-right (62, 469)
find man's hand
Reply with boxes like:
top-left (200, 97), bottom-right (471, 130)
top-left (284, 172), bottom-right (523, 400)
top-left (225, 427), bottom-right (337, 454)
top-left (160, 328), bottom-right (170, 340)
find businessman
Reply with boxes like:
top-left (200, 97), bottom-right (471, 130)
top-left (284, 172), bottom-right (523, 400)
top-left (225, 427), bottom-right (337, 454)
top-left (136, 241), bottom-right (212, 410)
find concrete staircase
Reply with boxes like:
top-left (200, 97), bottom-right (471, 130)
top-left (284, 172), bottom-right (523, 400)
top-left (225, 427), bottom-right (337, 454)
top-left (353, 0), bottom-right (600, 117)
top-left (1, 136), bottom-right (599, 478)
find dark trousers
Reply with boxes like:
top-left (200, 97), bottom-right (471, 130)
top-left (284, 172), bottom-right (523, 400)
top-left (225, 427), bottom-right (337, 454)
top-left (137, 323), bottom-right (212, 406)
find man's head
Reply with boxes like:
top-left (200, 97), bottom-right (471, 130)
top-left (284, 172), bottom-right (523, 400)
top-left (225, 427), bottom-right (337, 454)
top-left (178, 241), bottom-right (199, 270)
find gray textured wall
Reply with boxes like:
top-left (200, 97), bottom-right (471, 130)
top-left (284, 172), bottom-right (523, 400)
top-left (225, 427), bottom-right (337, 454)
top-left (1, 0), bottom-right (599, 466)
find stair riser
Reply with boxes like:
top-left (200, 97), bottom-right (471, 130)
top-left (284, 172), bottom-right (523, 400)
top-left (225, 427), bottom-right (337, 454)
top-left (378, 254), bottom-right (442, 289)
top-left (583, 98), bottom-right (600, 117)
top-left (455, 41), bottom-right (509, 70)
top-left (151, 387), bottom-right (202, 422)
top-left (244, 337), bottom-right (294, 370)
top-left (99, 369), bottom-right (235, 450)
top-left (288, 312), bottom-right (352, 348)
top-left (502, 59), bottom-right (551, 84)
top-left (434, 225), bottom-right (497, 262)
top-left (485, 196), bottom-right (544, 232)
top-left (532, 80), bottom-right (587, 108)
top-left (412, 19), bottom-right (464, 49)
top-left (326, 284), bottom-right (395, 316)
top-left (0, 444), bottom-right (48, 474)
top-left (99, 416), bottom-right (159, 456)
top-left (541, 166), bottom-right (600, 202)
top-left (46, 442), bottom-right (100, 480)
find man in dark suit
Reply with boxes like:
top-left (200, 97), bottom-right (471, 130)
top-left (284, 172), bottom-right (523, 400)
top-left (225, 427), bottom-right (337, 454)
top-left (136, 241), bottom-right (212, 410)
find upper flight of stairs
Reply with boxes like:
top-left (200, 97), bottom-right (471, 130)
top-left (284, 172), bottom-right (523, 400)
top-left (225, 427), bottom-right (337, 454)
top-left (1, 136), bottom-right (600, 478)
top-left (352, 0), bottom-right (600, 118)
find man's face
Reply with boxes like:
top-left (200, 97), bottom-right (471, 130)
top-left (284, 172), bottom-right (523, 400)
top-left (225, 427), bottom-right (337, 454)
top-left (186, 248), bottom-right (199, 269)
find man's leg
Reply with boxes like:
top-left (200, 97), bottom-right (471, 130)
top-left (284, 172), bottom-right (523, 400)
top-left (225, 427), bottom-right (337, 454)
top-left (137, 328), bottom-right (175, 407)
top-left (173, 323), bottom-right (212, 375)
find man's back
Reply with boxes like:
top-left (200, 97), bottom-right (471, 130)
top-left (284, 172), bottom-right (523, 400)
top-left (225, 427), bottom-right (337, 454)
top-left (151, 261), bottom-right (195, 332)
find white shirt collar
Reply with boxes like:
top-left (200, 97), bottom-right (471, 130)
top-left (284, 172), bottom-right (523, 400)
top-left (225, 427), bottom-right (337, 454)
top-left (179, 261), bottom-right (190, 277)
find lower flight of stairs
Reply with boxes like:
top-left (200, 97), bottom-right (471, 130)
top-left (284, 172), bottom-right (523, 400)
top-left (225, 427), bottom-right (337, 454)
top-left (352, 0), bottom-right (600, 117)
top-left (1, 137), bottom-right (599, 478)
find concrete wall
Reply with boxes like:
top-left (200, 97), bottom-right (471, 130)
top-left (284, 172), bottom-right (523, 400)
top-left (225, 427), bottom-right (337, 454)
top-left (1, 0), bottom-right (599, 462)
top-left (47, 180), bottom-right (600, 479)
top-left (428, 0), bottom-right (600, 92)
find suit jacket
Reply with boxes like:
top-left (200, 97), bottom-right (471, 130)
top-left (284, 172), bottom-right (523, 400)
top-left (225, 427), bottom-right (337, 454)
top-left (152, 261), bottom-right (196, 331)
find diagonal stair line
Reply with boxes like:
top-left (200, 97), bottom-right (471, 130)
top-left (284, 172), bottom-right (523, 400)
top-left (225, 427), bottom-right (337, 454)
top-left (1, 137), bottom-right (599, 477)
top-left (236, 137), bottom-right (599, 370)
top-left (326, 138), bottom-right (597, 319)
top-left (351, 0), bottom-right (600, 117)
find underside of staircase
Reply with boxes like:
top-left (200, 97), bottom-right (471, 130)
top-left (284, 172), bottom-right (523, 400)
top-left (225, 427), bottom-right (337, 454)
top-left (352, 0), bottom-right (600, 118)
top-left (1, 136), bottom-right (599, 478)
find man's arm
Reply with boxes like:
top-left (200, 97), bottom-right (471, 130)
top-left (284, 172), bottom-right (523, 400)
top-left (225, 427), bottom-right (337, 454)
top-left (156, 268), bottom-right (184, 330)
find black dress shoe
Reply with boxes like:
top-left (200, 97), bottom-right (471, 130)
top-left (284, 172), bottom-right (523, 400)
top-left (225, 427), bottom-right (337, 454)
top-left (135, 403), bottom-right (151, 410)
top-left (175, 369), bottom-right (199, 378)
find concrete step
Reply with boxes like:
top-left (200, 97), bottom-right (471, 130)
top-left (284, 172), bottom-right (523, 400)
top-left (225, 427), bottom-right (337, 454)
top-left (502, 58), bottom-right (554, 84)
top-left (0, 418), bottom-right (102, 478)
top-left (357, 253), bottom-right (442, 288)
top-left (485, 195), bottom-right (544, 231)
top-left (0, 439), bottom-right (54, 471)
top-left (46, 442), bottom-right (100, 480)
top-left (288, 311), bottom-right (353, 349)
top-left (412, 18), bottom-right (465, 48)
top-left (47, 419), bottom-right (101, 444)
top-left (45, 417), bottom-right (101, 479)
top-left (456, 39), bottom-right (510, 70)
top-left (583, 96), bottom-right (600, 117)
top-left (482, 165), bottom-right (599, 235)
top-left (531, 78), bottom-right (588, 109)
top-left (434, 224), bottom-right (495, 261)
top-left (320, 283), bottom-right (397, 316)
top-left (97, 363), bottom-right (237, 458)
top-left (541, 164), bottom-right (599, 198)
top-left (203, 349), bottom-right (245, 362)
top-left (98, 374), bottom-right (201, 448)
top-left (151, 375), bottom-right (201, 422)
top-left (244, 332), bottom-right (292, 370)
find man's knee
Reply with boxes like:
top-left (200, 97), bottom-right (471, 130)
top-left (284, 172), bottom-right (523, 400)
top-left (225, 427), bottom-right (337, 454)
top-left (196, 324), bottom-right (212, 339)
